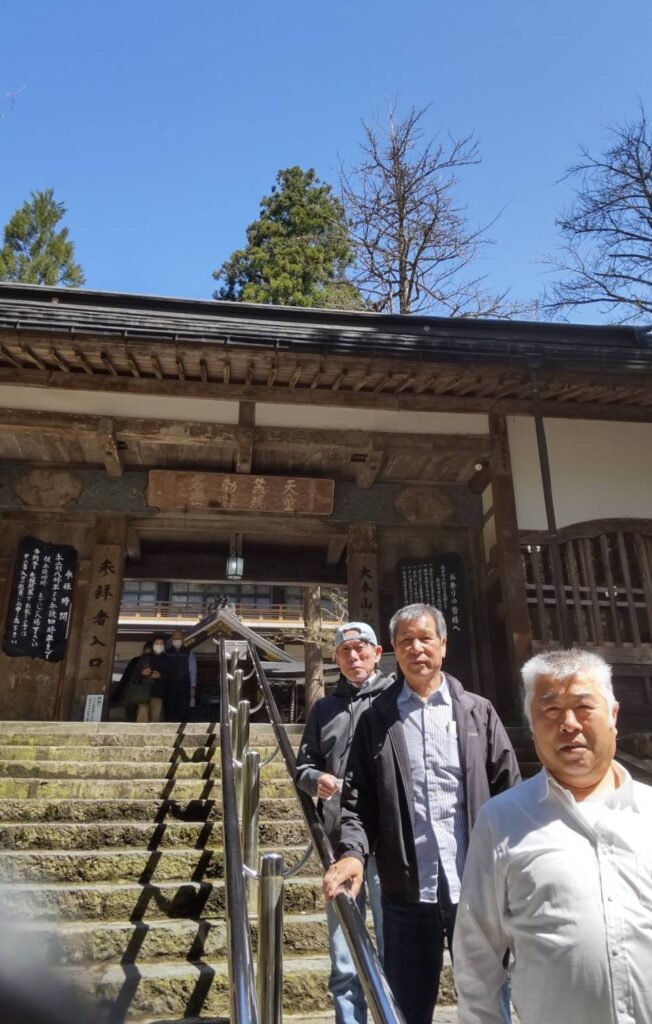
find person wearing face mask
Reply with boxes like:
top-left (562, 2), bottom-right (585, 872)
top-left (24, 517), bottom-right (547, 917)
top-left (135, 632), bottom-right (171, 723)
top-left (165, 629), bottom-right (198, 721)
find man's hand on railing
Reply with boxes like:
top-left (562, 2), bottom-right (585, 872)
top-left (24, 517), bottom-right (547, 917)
top-left (323, 857), bottom-right (364, 901)
top-left (316, 773), bottom-right (342, 800)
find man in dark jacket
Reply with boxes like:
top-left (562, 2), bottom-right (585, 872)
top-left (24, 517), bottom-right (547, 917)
top-left (296, 622), bottom-right (394, 1024)
top-left (323, 603), bottom-right (520, 1024)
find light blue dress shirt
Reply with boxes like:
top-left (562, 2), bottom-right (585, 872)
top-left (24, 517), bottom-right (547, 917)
top-left (397, 675), bottom-right (469, 903)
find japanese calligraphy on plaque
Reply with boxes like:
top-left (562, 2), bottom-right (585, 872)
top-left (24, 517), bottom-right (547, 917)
top-left (2, 536), bottom-right (77, 661)
top-left (148, 470), bottom-right (334, 516)
top-left (398, 553), bottom-right (472, 684)
top-left (77, 544), bottom-right (123, 695)
top-left (347, 552), bottom-right (380, 636)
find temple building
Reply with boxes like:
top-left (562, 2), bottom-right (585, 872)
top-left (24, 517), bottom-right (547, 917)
top-left (0, 282), bottom-right (650, 724)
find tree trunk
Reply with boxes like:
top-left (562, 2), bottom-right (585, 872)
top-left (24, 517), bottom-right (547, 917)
top-left (303, 585), bottom-right (324, 713)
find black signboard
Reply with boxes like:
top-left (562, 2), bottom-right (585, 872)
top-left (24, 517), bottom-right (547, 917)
top-left (398, 553), bottom-right (473, 685)
top-left (3, 536), bottom-right (77, 662)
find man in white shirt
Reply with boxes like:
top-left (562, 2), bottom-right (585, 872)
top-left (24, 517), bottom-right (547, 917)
top-left (453, 648), bottom-right (652, 1024)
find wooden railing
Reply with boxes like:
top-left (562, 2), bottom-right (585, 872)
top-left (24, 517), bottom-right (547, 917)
top-left (521, 521), bottom-right (652, 650)
top-left (119, 600), bottom-right (344, 626)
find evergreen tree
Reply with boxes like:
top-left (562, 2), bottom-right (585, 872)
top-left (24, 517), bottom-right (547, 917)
top-left (0, 188), bottom-right (85, 287)
top-left (213, 166), bottom-right (362, 309)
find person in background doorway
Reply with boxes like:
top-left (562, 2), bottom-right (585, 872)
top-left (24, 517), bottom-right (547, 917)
top-left (296, 622), bottom-right (394, 1024)
top-left (165, 628), bottom-right (198, 721)
top-left (135, 632), bottom-right (170, 723)
top-left (323, 603), bottom-right (520, 1024)
top-left (111, 640), bottom-right (151, 715)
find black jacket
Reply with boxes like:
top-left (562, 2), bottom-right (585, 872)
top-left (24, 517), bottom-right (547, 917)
top-left (295, 670), bottom-right (394, 845)
top-left (337, 674), bottom-right (521, 902)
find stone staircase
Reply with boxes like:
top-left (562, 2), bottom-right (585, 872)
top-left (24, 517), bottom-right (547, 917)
top-left (0, 720), bottom-right (542, 1023)
top-left (0, 721), bottom-right (338, 1023)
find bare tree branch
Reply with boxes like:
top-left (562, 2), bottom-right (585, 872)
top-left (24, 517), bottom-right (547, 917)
top-left (0, 86), bottom-right (25, 121)
top-left (544, 104), bottom-right (652, 324)
top-left (340, 105), bottom-right (520, 317)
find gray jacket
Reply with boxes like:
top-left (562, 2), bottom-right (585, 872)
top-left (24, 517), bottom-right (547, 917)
top-left (337, 674), bottom-right (521, 901)
top-left (295, 671), bottom-right (394, 845)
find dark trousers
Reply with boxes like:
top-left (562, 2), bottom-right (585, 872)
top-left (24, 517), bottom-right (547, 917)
top-left (382, 882), bottom-right (457, 1024)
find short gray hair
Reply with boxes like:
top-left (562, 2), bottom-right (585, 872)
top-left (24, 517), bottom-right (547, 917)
top-left (389, 603), bottom-right (447, 644)
top-left (521, 648), bottom-right (615, 729)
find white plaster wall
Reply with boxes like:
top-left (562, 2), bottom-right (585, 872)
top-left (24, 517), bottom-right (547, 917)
top-left (0, 384), bottom-right (488, 436)
top-left (255, 403), bottom-right (488, 435)
top-left (507, 417), bottom-right (652, 530)
top-left (0, 384), bottom-right (240, 423)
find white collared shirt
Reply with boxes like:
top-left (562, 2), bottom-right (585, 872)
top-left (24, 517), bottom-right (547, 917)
top-left (397, 676), bottom-right (468, 902)
top-left (453, 764), bottom-right (652, 1024)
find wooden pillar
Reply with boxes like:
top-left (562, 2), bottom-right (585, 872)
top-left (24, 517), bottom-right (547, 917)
top-left (489, 415), bottom-right (532, 709)
top-left (73, 517), bottom-right (126, 718)
top-left (530, 370), bottom-right (571, 647)
top-left (346, 524), bottom-right (380, 638)
top-left (303, 584), bottom-right (324, 713)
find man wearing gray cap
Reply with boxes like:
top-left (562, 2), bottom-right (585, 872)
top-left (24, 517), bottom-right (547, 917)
top-left (296, 622), bottom-right (394, 1024)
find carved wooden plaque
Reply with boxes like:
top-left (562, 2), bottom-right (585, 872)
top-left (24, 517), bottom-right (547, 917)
top-left (148, 470), bottom-right (334, 516)
top-left (77, 544), bottom-right (123, 698)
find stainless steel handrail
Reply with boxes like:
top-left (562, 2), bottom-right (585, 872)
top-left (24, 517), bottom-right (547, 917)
top-left (247, 642), bottom-right (406, 1024)
top-left (218, 639), bottom-right (259, 1024)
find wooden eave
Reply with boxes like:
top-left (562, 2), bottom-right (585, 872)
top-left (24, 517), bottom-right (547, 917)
top-left (0, 284), bottom-right (651, 421)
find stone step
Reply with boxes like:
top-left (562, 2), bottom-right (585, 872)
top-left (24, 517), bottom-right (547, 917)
top-left (0, 818), bottom-right (308, 850)
top-left (14, 912), bottom-right (332, 965)
top-left (0, 722), bottom-right (305, 740)
top-left (63, 955), bottom-right (455, 1020)
top-left (0, 776), bottom-right (297, 800)
top-left (0, 759), bottom-right (291, 780)
top-left (0, 795), bottom-right (297, 823)
top-left (0, 844), bottom-right (316, 884)
top-left (0, 877), bottom-right (325, 920)
top-left (65, 955), bottom-right (333, 1020)
top-left (0, 744), bottom-right (293, 762)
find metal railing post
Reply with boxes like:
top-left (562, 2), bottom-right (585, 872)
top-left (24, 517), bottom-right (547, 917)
top-left (257, 853), bottom-right (284, 1024)
top-left (234, 699), bottom-right (250, 813)
top-left (242, 749), bottom-right (260, 909)
top-left (230, 666), bottom-right (243, 709)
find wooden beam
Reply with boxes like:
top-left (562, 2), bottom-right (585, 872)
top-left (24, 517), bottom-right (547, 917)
top-left (489, 413), bottom-right (533, 706)
top-left (97, 417), bottom-right (124, 477)
top-left (235, 401), bottom-right (256, 475)
top-left (0, 407), bottom-right (492, 458)
top-left (0, 365), bottom-right (650, 421)
top-left (126, 350), bottom-right (142, 377)
top-left (0, 344), bottom-right (23, 368)
top-left (126, 526), bottom-right (141, 561)
top-left (48, 347), bottom-right (71, 373)
top-left (325, 535), bottom-right (347, 566)
top-left (100, 350), bottom-right (119, 377)
top-left (355, 445), bottom-right (384, 489)
top-left (22, 344), bottom-right (48, 370)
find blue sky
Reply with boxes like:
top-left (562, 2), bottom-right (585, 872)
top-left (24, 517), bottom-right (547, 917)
top-left (1, 0), bottom-right (650, 319)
